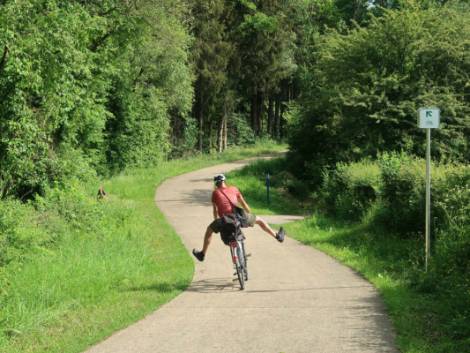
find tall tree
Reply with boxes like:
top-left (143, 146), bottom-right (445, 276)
top-left (191, 0), bottom-right (233, 151)
top-left (233, 0), bottom-right (296, 137)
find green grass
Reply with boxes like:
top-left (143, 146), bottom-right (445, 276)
top-left (0, 141), bottom-right (286, 353)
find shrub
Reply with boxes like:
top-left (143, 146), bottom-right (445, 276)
top-left (228, 113), bottom-right (256, 146)
top-left (433, 165), bottom-right (470, 238)
top-left (0, 200), bottom-right (55, 267)
top-left (418, 165), bottom-right (470, 345)
top-left (377, 152), bottom-right (426, 235)
top-left (320, 160), bottom-right (382, 221)
top-left (378, 152), bottom-right (470, 237)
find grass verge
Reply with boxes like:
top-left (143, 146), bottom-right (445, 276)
top-left (0, 141), bottom-right (286, 353)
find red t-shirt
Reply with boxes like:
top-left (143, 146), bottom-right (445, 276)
top-left (212, 186), bottom-right (241, 217)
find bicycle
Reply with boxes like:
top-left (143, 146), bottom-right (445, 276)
top-left (219, 213), bottom-right (248, 290)
top-left (229, 236), bottom-right (248, 290)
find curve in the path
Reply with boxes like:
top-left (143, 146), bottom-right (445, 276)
top-left (85, 159), bottom-right (398, 353)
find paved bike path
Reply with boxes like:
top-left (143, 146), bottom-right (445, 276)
top-left (86, 159), bottom-right (398, 353)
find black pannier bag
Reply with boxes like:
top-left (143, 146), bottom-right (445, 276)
top-left (220, 213), bottom-right (245, 245)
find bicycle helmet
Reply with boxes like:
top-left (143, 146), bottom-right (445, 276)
top-left (213, 173), bottom-right (226, 185)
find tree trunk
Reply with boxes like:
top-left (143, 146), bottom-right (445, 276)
top-left (208, 119), bottom-right (213, 151)
top-left (257, 92), bottom-right (264, 136)
top-left (267, 98), bottom-right (274, 137)
top-left (280, 102), bottom-right (285, 139)
top-left (250, 93), bottom-right (257, 133)
top-left (217, 113), bottom-right (226, 153)
top-left (217, 118), bottom-right (222, 153)
top-left (195, 79), bottom-right (204, 152)
top-left (274, 97), bottom-right (281, 139)
top-left (223, 116), bottom-right (228, 150)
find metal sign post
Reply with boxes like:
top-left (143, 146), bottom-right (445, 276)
top-left (425, 128), bottom-right (431, 272)
top-left (418, 107), bottom-right (440, 272)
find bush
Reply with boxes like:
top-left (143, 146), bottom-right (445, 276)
top-left (228, 113), bottom-right (256, 146)
top-left (0, 176), bottom-right (135, 270)
top-left (433, 165), bottom-right (470, 238)
top-left (377, 152), bottom-right (470, 237)
top-left (377, 152), bottom-right (426, 235)
top-left (320, 160), bottom-right (382, 221)
top-left (0, 200), bottom-right (56, 267)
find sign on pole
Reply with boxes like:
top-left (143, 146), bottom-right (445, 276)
top-left (418, 107), bottom-right (440, 129)
top-left (418, 107), bottom-right (440, 272)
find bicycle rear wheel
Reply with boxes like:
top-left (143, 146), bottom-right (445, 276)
top-left (237, 243), bottom-right (245, 290)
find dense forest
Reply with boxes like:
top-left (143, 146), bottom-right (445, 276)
top-left (0, 0), bottom-right (468, 199)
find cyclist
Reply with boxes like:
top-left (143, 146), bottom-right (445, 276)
top-left (192, 173), bottom-right (285, 262)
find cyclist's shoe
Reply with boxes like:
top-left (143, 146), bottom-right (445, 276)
top-left (192, 249), bottom-right (205, 262)
top-left (275, 227), bottom-right (286, 243)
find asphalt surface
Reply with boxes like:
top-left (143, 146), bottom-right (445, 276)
top-left (85, 159), bottom-right (398, 353)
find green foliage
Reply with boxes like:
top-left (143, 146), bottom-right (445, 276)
top-left (105, 0), bottom-right (194, 168)
top-left (0, 200), bottom-right (55, 267)
top-left (312, 153), bottom-right (470, 348)
top-left (433, 165), bottom-right (470, 237)
top-left (320, 160), bottom-right (382, 220)
top-left (377, 152), bottom-right (427, 234)
top-left (190, 0), bottom-right (233, 150)
top-left (0, 1), bottom-right (103, 198)
top-left (227, 113), bottom-right (256, 145)
top-left (235, 1), bottom-right (297, 95)
top-left (376, 152), bottom-right (470, 237)
top-left (0, 0), bottom-right (194, 198)
top-left (317, 151), bottom-right (470, 237)
top-left (289, 3), bottom-right (470, 184)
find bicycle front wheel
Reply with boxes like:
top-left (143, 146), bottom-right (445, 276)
top-left (230, 244), bottom-right (244, 290)
top-left (241, 241), bottom-right (248, 281)
top-left (235, 244), bottom-right (245, 290)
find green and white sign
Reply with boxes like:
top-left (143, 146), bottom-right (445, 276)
top-left (418, 107), bottom-right (440, 129)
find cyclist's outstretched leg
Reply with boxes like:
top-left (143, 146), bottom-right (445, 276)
top-left (255, 216), bottom-right (285, 242)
